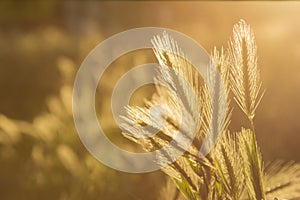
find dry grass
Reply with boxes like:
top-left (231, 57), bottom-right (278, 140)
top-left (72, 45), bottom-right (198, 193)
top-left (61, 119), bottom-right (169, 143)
top-left (122, 20), bottom-right (300, 200)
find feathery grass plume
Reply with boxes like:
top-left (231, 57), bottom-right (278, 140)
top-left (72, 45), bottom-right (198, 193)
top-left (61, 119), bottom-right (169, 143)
top-left (122, 32), bottom-right (204, 157)
top-left (199, 47), bottom-right (231, 156)
top-left (152, 32), bottom-right (201, 121)
top-left (228, 19), bottom-right (265, 123)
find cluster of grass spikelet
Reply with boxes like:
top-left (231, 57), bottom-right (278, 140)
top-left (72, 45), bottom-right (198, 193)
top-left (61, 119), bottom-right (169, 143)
top-left (121, 20), bottom-right (300, 200)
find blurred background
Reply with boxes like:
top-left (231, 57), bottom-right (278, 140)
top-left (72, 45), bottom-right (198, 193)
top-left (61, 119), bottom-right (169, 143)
top-left (0, 1), bottom-right (300, 199)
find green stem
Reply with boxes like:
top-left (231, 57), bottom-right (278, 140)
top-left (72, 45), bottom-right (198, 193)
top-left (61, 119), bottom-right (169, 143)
top-left (248, 117), bottom-right (266, 200)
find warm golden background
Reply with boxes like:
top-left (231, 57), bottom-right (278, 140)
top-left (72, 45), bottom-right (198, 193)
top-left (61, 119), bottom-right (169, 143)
top-left (0, 1), bottom-right (299, 199)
